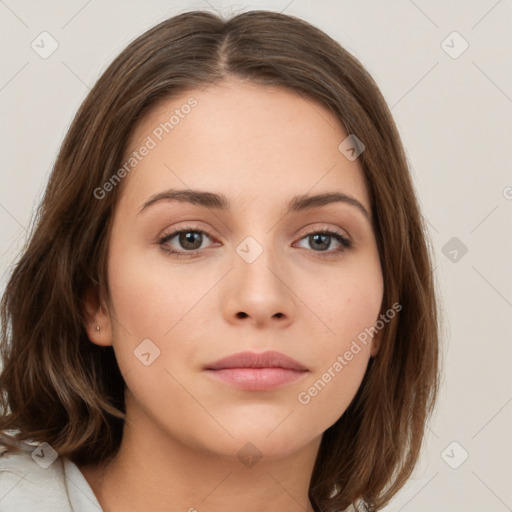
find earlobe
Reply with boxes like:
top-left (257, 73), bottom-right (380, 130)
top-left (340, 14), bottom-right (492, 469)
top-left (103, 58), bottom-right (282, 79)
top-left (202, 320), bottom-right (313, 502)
top-left (370, 331), bottom-right (382, 357)
top-left (87, 317), bottom-right (113, 347)
top-left (83, 288), bottom-right (113, 347)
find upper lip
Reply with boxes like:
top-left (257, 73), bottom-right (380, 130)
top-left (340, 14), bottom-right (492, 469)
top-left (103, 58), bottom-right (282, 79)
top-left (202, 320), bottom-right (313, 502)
top-left (205, 350), bottom-right (308, 371)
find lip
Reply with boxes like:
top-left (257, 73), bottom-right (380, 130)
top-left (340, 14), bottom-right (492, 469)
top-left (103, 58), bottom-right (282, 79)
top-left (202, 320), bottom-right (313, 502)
top-left (204, 350), bottom-right (309, 391)
top-left (205, 350), bottom-right (308, 371)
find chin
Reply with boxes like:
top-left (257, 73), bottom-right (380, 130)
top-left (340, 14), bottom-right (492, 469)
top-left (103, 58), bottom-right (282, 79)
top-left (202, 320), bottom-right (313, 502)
top-left (192, 421), bottom-right (317, 462)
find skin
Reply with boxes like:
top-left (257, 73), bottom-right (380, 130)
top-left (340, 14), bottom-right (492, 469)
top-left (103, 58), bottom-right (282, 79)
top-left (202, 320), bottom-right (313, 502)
top-left (82, 78), bottom-right (384, 512)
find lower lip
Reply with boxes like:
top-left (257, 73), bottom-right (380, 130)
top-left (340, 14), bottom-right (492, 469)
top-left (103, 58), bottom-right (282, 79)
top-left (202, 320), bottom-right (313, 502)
top-left (205, 368), bottom-right (308, 391)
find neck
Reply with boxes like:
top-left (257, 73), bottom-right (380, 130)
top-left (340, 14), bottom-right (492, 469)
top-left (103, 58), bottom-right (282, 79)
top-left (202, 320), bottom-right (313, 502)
top-left (79, 394), bottom-right (321, 512)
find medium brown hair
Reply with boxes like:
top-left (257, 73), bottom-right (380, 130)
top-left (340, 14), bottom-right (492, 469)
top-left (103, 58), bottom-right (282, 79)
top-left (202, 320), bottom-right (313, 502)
top-left (0, 10), bottom-right (440, 511)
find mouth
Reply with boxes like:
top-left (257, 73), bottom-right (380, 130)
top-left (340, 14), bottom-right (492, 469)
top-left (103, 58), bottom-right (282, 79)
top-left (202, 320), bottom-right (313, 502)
top-left (204, 350), bottom-right (310, 391)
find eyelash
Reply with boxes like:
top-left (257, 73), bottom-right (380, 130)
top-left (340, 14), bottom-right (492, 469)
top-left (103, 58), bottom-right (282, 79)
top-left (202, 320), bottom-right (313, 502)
top-left (158, 224), bottom-right (352, 259)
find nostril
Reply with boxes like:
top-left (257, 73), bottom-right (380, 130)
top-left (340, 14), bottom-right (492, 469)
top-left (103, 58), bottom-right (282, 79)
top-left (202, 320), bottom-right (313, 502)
top-left (236, 312), bottom-right (248, 319)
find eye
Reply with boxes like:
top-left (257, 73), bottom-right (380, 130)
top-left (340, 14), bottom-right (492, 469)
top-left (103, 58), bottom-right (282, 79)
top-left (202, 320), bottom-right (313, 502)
top-left (294, 227), bottom-right (351, 256)
top-left (158, 224), bottom-right (215, 258)
top-left (158, 225), bottom-right (352, 258)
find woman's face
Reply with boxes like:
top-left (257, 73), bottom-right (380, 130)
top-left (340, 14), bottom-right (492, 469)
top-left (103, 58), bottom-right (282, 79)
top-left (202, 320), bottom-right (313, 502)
top-left (97, 79), bottom-right (383, 460)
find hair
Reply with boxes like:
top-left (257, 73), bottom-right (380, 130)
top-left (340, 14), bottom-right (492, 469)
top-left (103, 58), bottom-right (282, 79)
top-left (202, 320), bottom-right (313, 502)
top-left (0, 9), bottom-right (440, 512)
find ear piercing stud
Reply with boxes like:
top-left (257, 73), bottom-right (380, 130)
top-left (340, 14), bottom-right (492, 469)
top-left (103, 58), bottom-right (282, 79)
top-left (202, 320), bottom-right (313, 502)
top-left (96, 326), bottom-right (100, 331)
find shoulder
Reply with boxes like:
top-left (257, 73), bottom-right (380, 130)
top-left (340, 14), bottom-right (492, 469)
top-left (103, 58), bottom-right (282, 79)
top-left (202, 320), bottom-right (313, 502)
top-left (0, 439), bottom-right (72, 511)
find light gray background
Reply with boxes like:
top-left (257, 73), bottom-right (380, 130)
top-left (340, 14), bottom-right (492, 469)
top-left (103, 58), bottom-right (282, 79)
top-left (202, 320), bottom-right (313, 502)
top-left (1, 1), bottom-right (511, 511)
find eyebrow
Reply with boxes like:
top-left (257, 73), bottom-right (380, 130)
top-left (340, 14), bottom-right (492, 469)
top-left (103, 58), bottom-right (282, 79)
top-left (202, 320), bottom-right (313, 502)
top-left (138, 188), bottom-right (371, 221)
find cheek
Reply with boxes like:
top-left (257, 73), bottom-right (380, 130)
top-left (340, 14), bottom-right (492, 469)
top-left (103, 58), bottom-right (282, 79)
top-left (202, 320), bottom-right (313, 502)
top-left (296, 353), bottom-right (369, 432)
top-left (292, 256), bottom-right (382, 423)
top-left (105, 245), bottom-right (204, 424)
top-left (297, 250), bottom-right (383, 344)
top-left (106, 241), bottom-right (219, 385)
top-left (107, 243), bottom-right (200, 337)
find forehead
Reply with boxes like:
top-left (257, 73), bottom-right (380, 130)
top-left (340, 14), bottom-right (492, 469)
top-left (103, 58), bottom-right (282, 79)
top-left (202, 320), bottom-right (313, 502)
top-left (116, 79), bottom-right (371, 217)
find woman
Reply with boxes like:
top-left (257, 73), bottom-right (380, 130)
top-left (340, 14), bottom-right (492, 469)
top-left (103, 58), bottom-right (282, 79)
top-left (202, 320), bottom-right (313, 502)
top-left (0, 9), bottom-right (439, 512)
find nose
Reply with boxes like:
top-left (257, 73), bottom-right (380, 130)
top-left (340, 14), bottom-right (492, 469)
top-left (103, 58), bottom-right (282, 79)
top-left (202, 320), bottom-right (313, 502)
top-left (221, 241), bottom-right (296, 329)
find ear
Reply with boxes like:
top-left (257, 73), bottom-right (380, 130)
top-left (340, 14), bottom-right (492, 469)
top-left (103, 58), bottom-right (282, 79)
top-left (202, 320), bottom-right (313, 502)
top-left (370, 328), bottom-right (383, 357)
top-left (83, 287), bottom-right (113, 347)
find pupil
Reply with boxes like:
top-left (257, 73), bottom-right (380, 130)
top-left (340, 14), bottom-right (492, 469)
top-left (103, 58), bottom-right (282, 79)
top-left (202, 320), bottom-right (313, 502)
top-left (312, 234), bottom-right (329, 251)
top-left (181, 232), bottom-right (201, 249)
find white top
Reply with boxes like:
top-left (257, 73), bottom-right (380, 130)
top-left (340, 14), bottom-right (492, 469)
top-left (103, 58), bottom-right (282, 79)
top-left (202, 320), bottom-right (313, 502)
top-left (0, 439), bottom-right (102, 511)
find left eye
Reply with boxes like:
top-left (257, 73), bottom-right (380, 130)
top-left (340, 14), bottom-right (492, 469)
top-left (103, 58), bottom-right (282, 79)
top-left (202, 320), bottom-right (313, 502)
top-left (296, 229), bottom-right (351, 253)
top-left (158, 226), bottom-right (351, 257)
